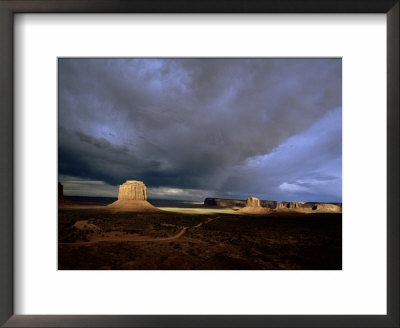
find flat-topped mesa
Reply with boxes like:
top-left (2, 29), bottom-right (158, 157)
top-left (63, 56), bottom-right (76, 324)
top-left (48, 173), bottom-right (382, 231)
top-left (118, 180), bottom-right (147, 201)
top-left (246, 197), bottom-right (261, 207)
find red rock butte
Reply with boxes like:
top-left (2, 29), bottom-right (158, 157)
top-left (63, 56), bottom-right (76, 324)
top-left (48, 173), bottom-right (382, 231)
top-left (107, 180), bottom-right (160, 212)
top-left (238, 197), bottom-right (271, 215)
top-left (118, 180), bottom-right (147, 200)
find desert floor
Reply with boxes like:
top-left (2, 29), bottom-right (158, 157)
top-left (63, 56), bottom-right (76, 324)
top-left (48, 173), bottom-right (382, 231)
top-left (58, 205), bottom-right (342, 270)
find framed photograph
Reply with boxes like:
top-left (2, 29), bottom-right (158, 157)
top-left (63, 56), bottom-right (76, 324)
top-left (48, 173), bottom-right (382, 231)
top-left (57, 57), bottom-right (343, 272)
top-left (0, 0), bottom-right (398, 327)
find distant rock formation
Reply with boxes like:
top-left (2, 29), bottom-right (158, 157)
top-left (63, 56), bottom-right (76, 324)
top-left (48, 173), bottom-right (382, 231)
top-left (277, 201), bottom-right (304, 210)
top-left (58, 182), bottom-right (77, 207)
top-left (238, 197), bottom-right (271, 215)
top-left (204, 197), bottom-right (341, 213)
top-left (277, 201), bottom-right (341, 213)
top-left (306, 203), bottom-right (342, 213)
top-left (246, 197), bottom-right (261, 207)
top-left (58, 182), bottom-right (63, 199)
top-left (204, 198), bottom-right (277, 209)
top-left (107, 180), bottom-right (160, 212)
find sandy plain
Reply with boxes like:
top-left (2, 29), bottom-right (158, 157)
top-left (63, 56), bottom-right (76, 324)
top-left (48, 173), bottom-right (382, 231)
top-left (58, 199), bottom-right (342, 270)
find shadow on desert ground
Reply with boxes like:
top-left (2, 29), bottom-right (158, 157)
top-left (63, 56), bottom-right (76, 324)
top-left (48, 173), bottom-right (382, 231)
top-left (58, 205), bottom-right (342, 270)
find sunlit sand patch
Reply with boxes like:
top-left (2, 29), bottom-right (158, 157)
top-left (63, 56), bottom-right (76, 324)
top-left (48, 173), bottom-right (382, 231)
top-left (156, 207), bottom-right (240, 215)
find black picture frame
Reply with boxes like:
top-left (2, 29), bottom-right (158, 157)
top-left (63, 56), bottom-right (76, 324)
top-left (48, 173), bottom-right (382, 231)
top-left (0, 1), bottom-right (398, 327)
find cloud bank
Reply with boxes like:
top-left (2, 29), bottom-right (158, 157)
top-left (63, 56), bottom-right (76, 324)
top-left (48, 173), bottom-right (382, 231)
top-left (58, 58), bottom-right (341, 202)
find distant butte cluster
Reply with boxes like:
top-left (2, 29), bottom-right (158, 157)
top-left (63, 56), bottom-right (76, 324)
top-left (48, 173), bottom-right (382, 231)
top-left (205, 196), bottom-right (342, 213)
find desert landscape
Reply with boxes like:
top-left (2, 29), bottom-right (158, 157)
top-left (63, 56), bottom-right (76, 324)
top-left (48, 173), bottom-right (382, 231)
top-left (58, 181), bottom-right (342, 270)
top-left (58, 58), bottom-right (342, 270)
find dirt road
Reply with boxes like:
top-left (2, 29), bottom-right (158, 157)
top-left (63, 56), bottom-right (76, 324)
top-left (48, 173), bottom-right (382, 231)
top-left (59, 216), bottom-right (219, 247)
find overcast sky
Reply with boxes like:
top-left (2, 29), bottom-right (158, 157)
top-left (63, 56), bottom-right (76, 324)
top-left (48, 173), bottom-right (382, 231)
top-left (58, 58), bottom-right (341, 202)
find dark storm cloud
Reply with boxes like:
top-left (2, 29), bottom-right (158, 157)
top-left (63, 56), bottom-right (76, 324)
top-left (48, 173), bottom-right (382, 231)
top-left (58, 58), bottom-right (341, 201)
top-left (219, 107), bottom-right (342, 202)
